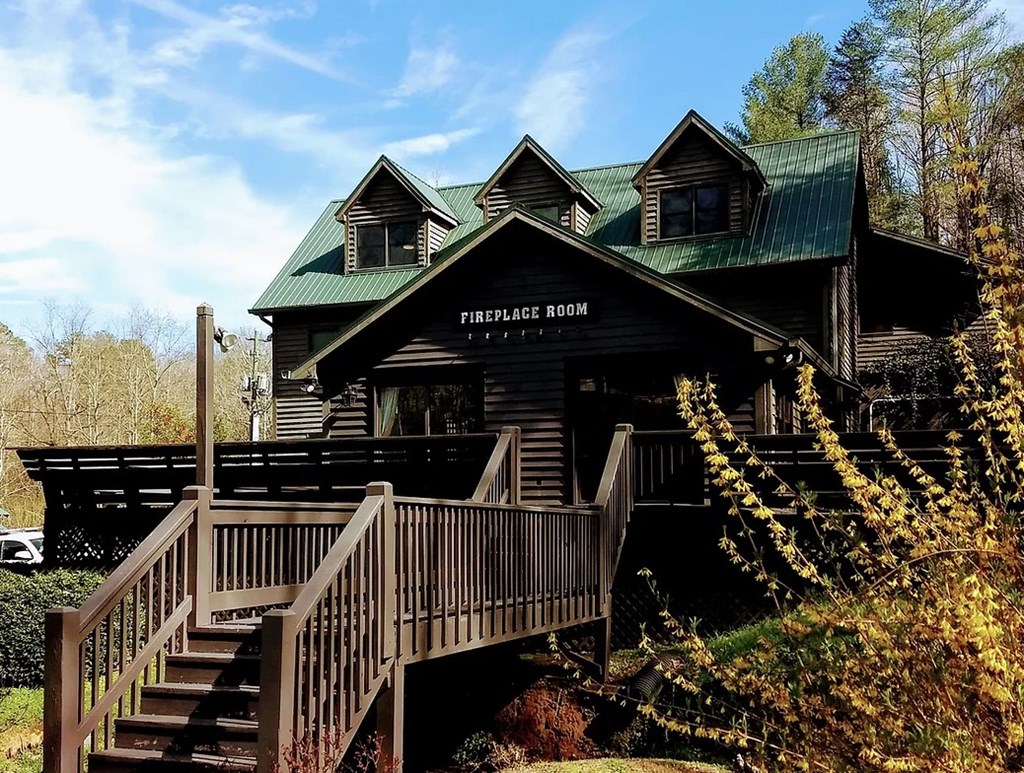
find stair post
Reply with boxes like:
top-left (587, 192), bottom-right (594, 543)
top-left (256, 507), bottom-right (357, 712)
top-left (43, 607), bottom-right (80, 773)
top-left (501, 426), bottom-right (522, 506)
top-left (183, 484), bottom-right (212, 628)
top-left (367, 481), bottom-right (402, 771)
top-left (258, 609), bottom-right (297, 773)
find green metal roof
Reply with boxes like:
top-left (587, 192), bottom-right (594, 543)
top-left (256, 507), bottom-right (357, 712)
top-left (251, 130), bottom-right (860, 313)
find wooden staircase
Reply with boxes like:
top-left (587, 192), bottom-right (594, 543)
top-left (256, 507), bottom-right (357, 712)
top-left (88, 626), bottom-right (261, 772)
top-left (43, 424), bottom-right (636, 773)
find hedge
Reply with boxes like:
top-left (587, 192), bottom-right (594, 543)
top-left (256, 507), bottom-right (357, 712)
top-left (0, 568), bottom-right (104, 688)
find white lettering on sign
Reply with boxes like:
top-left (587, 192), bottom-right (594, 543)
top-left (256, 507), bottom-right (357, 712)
top-left (458, 302), bottom-right (590, 326)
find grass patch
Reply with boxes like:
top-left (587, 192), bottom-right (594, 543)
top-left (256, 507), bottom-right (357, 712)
top-left (0, 687), bottom-right (43, 773)
top-left (507, 759), bottom-right (728, 772)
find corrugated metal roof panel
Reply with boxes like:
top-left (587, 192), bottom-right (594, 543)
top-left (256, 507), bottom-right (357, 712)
top-left (251, 131), bottom-right (860, 312)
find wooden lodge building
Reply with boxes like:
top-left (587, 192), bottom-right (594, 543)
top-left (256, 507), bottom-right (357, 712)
top-left (27, 111), bottom-right (987, 773)
top-left (253, 110), bottom-right (977, 506)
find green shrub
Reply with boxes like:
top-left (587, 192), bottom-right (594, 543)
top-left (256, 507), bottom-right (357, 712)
top-left (0, 569), bottom-right (104, 688)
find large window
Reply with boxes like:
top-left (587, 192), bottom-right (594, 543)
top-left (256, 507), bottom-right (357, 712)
top-left (659, 183), bottom-right (730, 239)
top-left (376, 382), bottom-right (481, 436)
top-left (355, 220), bottom-right (419, 269)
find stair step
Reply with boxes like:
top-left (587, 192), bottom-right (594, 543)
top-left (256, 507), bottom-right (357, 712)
top-left (188, 626), bottom-right (262, 655)
top-left (164, 653), bottom-right (261, 687)
top-left (140, 683), bottom-right (260, 720)
top-left (114, 714), bottom-right (258, 757)
top-left (89, 747), bottom-right (256, 772)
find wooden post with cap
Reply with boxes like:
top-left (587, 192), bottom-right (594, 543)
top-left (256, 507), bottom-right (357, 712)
top-left (188, 303), bottom-right (215, 627)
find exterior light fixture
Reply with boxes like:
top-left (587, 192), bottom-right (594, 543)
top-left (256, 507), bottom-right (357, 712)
top-left (214, 327), bottom-right (238, 353)
top-left (302, 374), bottom-right (321, 396)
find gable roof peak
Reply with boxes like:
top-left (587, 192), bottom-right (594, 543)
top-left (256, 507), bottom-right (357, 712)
top-left (474, 134), bottom-right (602, 211)
top-left (335, 154), bottom-right (459, 227)
top-left (631, 109), bottom-right (767, 189)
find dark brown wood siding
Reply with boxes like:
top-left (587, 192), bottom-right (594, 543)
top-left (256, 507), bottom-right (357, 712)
top-left (685, 263), bottom-right (832, 355)
top-left (484, 153), bottom-right (573, 222)
top-left (318, 223), bottom-right (763, 504)
top-left (344, 173), bottom-right (424, 271)
top-left (642, 130), bottom-right (745, 243)
top-left (271, 308), bottom-right (369, 438)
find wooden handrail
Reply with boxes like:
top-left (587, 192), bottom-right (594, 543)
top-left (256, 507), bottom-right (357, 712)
top-left (77, 496), bottom-right (199, 633)
top-left (258, 483), bottom-right (397, 773)
top-left (45, 488), bottom-right (203, 773)
top-left (396, 495), bottom-right (597, 517)
top-left (287, 494), bottom-right (385, 628)
top-left (471, 426), bottom-right (521, 504)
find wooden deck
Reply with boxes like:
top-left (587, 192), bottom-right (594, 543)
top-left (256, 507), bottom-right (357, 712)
top-left (37, 425), bottom-right (968, 772)
top-left (41, 425), bottom-right (632, 773)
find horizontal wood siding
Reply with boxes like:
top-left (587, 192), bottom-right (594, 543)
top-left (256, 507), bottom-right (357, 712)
top-left (426, 217), bottom-right (450, 263)
top-left (837, 246), bottom-right (856, 381)
top-left (485, 153), bottom-right (573, 222)
top-left (686, 264), bottom-right (831, 354)
top-left (573, 202), bottom-right (592, 235)
top-left (326, 381), bottom-right (371, 437)
top-left (345, 173), bottom-right (423, 271)
top-left (318, 225), bottom-right (761, 505)
top-left (642, 131), bottom-right (744, 243)
top-left (272, 324), bottom-right (324, 438)
top-left (272, 309), bottom-right (368, 438)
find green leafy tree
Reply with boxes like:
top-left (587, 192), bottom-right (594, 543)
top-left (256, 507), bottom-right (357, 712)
top-left (728, 33), bottom-right (830, 144)
top-left (870, 0), bottom-right (1003, 243)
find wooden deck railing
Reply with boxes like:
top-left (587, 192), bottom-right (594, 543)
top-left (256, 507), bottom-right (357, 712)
top-left (19, 434), bottom-right (498, 569)
top-left (207, 500), bottom-right (359, 621)
top-left (629, 429), bottom-right (985, 509)
top-left (43, 488), bottom-right (203, 773)
top-left (595, 425), bottom-right (634, 605)
top-left (393, 496), bottom-right (603, 661)
top-left (632, 430), bottom-right (705, 505)
top-left (471, 426), bottom-right (521, 505)
top-left (258, 484), bottom-right (397, 773)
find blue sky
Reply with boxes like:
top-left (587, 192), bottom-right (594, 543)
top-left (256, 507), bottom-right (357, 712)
top-left (1, 0), bottom-right (1021, 339)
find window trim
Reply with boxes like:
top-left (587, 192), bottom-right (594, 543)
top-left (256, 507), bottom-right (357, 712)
top-left (353, 219), bottom-right (420, 271)
top-left (656, 181), bottom-right (733, 242)
top-left (371, 367), bottom-right (484, 438)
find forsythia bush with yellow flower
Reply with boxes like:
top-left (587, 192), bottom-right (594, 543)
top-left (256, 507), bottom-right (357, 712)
top-left (640, 100), bottom-right (1024, 772)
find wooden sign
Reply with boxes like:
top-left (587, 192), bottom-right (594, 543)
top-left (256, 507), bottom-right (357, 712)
top-left (459, 301), bottom-right (591, 327)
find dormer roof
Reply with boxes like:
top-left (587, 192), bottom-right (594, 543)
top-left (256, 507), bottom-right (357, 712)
top-left (335, 155), bottom-right (460, 227)
top-left (474, 135), bottom-right (602, 213)
top-left (631, 110), bottom-right (767, 190)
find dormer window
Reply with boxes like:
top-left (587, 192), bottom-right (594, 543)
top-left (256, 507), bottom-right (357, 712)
top-left (633, 110), bottom-right (767, 245)
top-left (337, 156), bottom-right (460, 273)
top-left (356, 220), bottom-right (418, 269)
top-left (475, 136), bottom-right (601, 234)
top-left (660, 183), bottom-right (730, 239)
top-left (530, 204), bottom-right (561, 223)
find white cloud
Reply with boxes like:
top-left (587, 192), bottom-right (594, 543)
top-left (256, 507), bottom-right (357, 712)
top-left (392, 44), bottom-right (459, 98)
top-left (0, 258), bottom-right (86, 297)
top-left (0, 48), bottom-right (306, 328)
top-left (128, 0), bottom-right (354, 81)
top-left (514, 28), bottom-right (608, 151)
top-left (383, 128), bottom-right (480, 158)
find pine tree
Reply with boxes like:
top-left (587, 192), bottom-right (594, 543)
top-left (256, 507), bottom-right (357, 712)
top-left (825, 20), bottom-right (915, 231)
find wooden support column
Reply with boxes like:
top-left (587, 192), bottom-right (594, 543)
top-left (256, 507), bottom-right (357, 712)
top-left (196, 303), bottom-right (214, 490)
top-left (43, 607), bottom-right (80, 773)
top-left (753, 338), bottom-right (776, 435)
top-left (376, 662), bottom-right (406, 773)
top-left (594, 615), bottom-right (612, 685)
top-left (500, 426), bottom-right (522, 506)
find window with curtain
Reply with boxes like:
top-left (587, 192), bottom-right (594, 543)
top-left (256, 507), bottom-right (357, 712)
top-left (376, 383), bottom-right (481, 436)
top-left (659, 183), bottom-right (730, 239)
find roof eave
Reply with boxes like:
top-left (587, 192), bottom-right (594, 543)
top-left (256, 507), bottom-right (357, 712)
top-left (289, 206), bottom-right (792, 379)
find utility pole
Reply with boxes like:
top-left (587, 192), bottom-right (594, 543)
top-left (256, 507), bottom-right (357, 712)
top-left (241, 329), bottom-right (271, 442)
